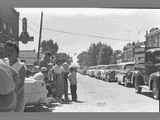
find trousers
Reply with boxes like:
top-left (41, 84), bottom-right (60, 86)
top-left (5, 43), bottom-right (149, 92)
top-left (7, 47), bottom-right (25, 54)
top-left (70, 85), bottom-right (77, 101)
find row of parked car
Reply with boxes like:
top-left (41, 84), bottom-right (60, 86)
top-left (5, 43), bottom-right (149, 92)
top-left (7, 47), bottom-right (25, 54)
top-left (85, 62), bottom-right (136, 87)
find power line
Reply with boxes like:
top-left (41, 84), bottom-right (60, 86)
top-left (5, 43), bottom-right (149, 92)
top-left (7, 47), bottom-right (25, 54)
top-left (43, 27), bottom-right (131, 41)
top-left (19, 17), bottom-right (132, 42)
top-left (19, 17), bottom-right (39, 34)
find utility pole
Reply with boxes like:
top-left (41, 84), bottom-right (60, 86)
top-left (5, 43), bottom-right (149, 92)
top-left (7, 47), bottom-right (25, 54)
top-left (37, 12), bottom-right (43, 64)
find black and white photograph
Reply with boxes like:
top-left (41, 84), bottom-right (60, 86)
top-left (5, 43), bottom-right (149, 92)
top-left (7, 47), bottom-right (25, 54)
top-left (0, 6), bottom-right (159, 112)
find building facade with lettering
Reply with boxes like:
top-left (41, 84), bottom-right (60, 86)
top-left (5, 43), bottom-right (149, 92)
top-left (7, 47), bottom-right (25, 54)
top-left (0, 6), bottom-right (19, 45)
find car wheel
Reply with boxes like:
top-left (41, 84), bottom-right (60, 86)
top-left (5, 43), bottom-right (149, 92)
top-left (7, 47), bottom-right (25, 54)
top-left (115, 77), bottom-right (118, 82)
top-left (117, 80), bottom-right (121, 85)
top-left (152, 80), bottom-right (159, 100)
top-left (135, 86), bottom-right (142, 93)
top-left (134, 74), bottom-right (142, 94)
top-left (134, 81), bottom-right (142, 93)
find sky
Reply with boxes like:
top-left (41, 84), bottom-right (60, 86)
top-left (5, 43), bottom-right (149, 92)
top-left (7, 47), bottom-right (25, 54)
top-left (15, 8), bottom-right (160, 62)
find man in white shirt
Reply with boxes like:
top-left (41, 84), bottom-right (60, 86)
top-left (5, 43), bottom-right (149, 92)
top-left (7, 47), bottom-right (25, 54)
top-left (32, 67), bottom-right (48, 81)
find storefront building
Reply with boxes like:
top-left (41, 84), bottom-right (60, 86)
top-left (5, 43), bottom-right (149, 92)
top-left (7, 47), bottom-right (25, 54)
top-left (145, 27), bottom-right (160, 49)
top-left (0, 6), bottom-right (19, 45)
top-left (123, 43), bottom-right (135, 62)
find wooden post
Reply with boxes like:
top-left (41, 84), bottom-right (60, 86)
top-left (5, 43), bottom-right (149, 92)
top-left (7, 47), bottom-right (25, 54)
top-left (37, 12), bottom-right (43, 64)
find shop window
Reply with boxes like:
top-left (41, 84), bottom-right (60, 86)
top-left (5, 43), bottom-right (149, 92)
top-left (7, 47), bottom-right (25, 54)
top-left (9, 26), bottom-right (13, 34)
top-left (3, 23), bottom-right (7, 31)
top-left (0, 18), bottom-right (2, 33)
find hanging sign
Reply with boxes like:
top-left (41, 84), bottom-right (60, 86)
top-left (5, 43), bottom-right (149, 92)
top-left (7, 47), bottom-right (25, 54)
top-left (22, 17), bottom-right (27, 32)
top-left (19, 17), bottom-right (34, 44)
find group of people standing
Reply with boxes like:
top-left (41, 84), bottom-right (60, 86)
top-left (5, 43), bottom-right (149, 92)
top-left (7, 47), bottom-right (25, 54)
top-left (0, 41), bottom-right (26, 112)
top-left (38, 51), bottom-right (78, 104)
top-left (0, 41), bottom-right (78, 112)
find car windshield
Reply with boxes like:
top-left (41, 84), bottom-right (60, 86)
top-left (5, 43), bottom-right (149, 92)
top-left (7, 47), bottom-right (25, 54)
top-left (154, 51), bottom-right (160, 63)
top-left (124, 64), bottom-right (134, 71)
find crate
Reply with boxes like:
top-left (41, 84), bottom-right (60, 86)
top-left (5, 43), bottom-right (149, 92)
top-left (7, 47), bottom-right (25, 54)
top-left (24, 77), bottom-right (48, 105)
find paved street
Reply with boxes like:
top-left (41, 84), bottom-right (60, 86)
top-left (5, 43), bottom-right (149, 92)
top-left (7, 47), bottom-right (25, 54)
top-left (52, 73), bottom-right (159, 112)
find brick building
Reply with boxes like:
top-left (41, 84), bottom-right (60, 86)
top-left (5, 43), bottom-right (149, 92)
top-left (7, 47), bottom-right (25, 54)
top-left (134, 42), bottom-right (145, 64)
top-left (122, 27), bottom-right (160, 64)
top-left (0, 6), bottom-right (19, 45)
top-left (123, 42), bottom-right (135, 62)
top-left (145, 27), bottom-right (160, 49)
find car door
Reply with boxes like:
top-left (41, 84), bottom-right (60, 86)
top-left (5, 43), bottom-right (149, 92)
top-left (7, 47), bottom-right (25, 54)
top-left (116, 70), bottom-right (123, 83)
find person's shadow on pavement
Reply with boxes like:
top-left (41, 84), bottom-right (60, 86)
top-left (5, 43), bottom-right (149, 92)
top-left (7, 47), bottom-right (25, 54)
top-left (72, 100), bottom-right (85, 103)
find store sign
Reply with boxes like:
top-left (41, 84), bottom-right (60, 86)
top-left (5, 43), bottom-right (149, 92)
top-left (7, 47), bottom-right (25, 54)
top-left (19, 17), bottom-right (34, 44)
top-left (22, 17), bottom-right (27, 32)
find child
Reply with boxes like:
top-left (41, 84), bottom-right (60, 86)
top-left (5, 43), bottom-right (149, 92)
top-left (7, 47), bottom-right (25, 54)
top-left (68, 67), bottom-right (77, 102)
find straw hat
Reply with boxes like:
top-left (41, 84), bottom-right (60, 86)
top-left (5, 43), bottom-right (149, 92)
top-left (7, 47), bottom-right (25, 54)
top-left (41, 67), bottom-right (48, 72)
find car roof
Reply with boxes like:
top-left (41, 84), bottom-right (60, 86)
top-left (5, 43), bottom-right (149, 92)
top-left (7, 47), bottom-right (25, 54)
top-left (146, 48), bottom-right (160, 53)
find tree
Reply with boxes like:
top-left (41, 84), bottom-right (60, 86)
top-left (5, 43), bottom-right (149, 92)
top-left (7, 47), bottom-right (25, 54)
top-left (77, 42), bottom-right (116, 67)
top-left (56, 52), bottom-right (72, 65)
top-left (95, 42), bottom-right (103, 62)
top-left (41, 39), bottom-right (59, 55)
top-left (77, 51), bottom-right (89, 67)
top-left (110, 50), bottom-right (123, 64)
top-left (97, 45), bottom-right (113, 65)
top-left (88, 43), bottom-right (97, 66)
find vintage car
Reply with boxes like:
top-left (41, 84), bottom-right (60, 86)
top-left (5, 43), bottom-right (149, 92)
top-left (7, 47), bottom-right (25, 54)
top-left (87, 69), bottom-right (95, 77)
top-left (101, 69), bottom-right (110, 81)
top-left (102, 69), bottom-right (116, 82)
top-left (93, 69), bottom-right (98, 78)
top-left (107, 69), bottom-right (117, 82)
top-left (124, 71), bottom-right (136, 87)
top-left (97, 69), bottom-right (104, 80)
top-left (116, 62), bottom-right (135, 85)
top-left (116, 70), bottom-right (127, 85)
top-left (100, 69), bottom-right (107, 80)
top-left (98, 69), bottom-right (105, 80)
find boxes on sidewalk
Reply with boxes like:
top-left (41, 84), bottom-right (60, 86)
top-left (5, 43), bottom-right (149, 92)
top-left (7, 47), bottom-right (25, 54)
top-left (24, 77), bottom-right (48, 105)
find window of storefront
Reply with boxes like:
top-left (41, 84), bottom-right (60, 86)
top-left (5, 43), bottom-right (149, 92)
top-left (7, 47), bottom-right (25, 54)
top-left (3, 23), bottom-right (7, 32)
top-left (9, 26), bottom-right (13, 34)
top-left (0, 18), bottom-right (2, 33)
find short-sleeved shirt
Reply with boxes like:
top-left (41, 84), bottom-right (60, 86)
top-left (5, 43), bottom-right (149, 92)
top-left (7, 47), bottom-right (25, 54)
top-left (12, 61), bottom-right (26, 92)
top-left (68, 71), bottom-right (77, 85)
top-left (52, 64), bottom-right (63, 74)
top-left (32, 72), bottom-right (44, 81)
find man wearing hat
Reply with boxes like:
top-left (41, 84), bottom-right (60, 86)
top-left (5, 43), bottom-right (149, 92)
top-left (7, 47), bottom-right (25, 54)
top-left (32, 67), bottom-right (53, 97)
top-left (32, 67), bottom-right (48, 81)
top-left (62, 62), bottom-right (70, 103)
top-left (5, 41), bottom-right (26, 112)
top-left (68, 66), bottom-right (78, 102)
top-left (40, 51), bottom-right (52, 70)
top-left (0, 44), bottom-right (18, 112)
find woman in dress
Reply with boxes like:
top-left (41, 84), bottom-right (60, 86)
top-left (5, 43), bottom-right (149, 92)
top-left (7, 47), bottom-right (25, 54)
top-left (52, 59), bottom-right (64, 102)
